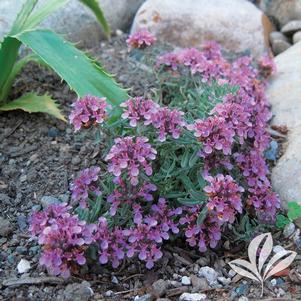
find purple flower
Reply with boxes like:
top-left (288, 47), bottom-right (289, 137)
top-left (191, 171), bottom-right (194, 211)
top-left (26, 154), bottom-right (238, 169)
top-left (120, 97), bottom-right (159, 127)
top-left (126, 29), bottom-right (156, 49)
top-left (105, 136), bottom-right (157, 185)
top-left (204, 174), bottom-right (243, 223)
top-left (188, 116), bottom-right (235, 156)
top-left (69, 95), bottom-right (108, 132)
top-left (156, 52), bottom-right (180, 71)
top-left (70, 167), bottom-right (101, 208)
top-left (29, 203), bottom-right (97, 277)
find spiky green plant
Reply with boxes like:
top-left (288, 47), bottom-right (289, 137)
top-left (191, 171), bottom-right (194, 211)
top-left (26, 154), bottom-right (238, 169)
top-left (0, 0), bottom-right (126, 121)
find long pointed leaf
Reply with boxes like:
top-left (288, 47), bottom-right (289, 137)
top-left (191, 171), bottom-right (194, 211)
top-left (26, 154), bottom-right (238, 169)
top-left (9, 0), bottom-right (38, 35)
top-left (14, 29), bottom-right (128, 111)
top-left (228, 259), bottom-right (262, 283)
top-left (23, 0), bottom-right (69, 30)
top-left (0, 93), bottom-right (66, 121)
top-left (79, 0), bottom-right (110, 38)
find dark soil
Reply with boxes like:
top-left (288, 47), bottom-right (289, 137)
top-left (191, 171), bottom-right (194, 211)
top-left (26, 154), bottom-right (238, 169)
top-left (0, 35), bottom-right (301, 301)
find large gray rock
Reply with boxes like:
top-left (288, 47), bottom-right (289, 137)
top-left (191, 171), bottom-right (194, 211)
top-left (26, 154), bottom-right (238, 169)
top-left (0, 0), bottom-right (145, 47)
top-left (131, 0), bottom-right (273, 57)
top-left (260, 0), bottom-right (301, 27)
top-left (266, 42), bottom-right (301, 207)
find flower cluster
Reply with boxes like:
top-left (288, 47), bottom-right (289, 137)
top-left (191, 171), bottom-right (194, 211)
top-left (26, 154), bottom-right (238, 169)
top-left (70, 167), bottom-right (101, 208)
top-left (95, 198), bottom-right (181, 269)
top-left (121, 97), bottom-right (185, 141)
top-left (30, 40), bottom-right (280, 277)
top-left (69, 95), bottom-right (108, 132)
top-left (29, 203), bottom-right (96, 277)
top-left (105, 136), bottom-right (157, 185)
top-left (126, 29), bottom-right (156, 50)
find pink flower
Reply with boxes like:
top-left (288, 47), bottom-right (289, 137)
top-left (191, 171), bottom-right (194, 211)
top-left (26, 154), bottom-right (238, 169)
top-left (120, 97), bottom-right (159, 127)
top-left (105, 136), bottom-right (157, 185)
top-left (69, 95), bottom-right (109, 132)
top-left (204, 174), bottom-right (243, 223)
top-left (126, 29), bottom-right (156, 49)
top-left (156, 52), bottom-right (180, 71)
top-left (70, 167), bottom-right (101, 208)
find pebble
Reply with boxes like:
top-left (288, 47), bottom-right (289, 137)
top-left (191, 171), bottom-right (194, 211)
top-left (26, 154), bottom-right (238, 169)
top-left (234, 283), bottom-right (249, 297)
top-left (7, 254), bottom-right (15, 264)
top-left (47, 128), bottom-right (60, 137)
top-left (269, 31), bottom-right (289, 44)
top-left (217, 276), bottom-right (231, 286)
top-left (16, 246), bottom-right (27, 255)
top-left (181, 276), bottom-right (191, 286)
top-left (198, 266), bottom-right (218, 286)
top-left (281, 20), bottom-right (301, 35)
top-left (62, 281), bottom-right (93, 301)
top-left (283, 222), bottom-right (295, 238)
top-left (104, 290), bottom-right (114, 297)
top-left (111, 275), bottom-right (119, 284)
top-left (157, 299), bottom-right (171, 301)
top-left (152, 279), bottom-right (169, 297)
top-left (238, 297), bottom-right (249, 301)
top-left (20, 175), bottom-right (27, 182)
top-left (190, 275), bottom-right (209, 291)
top-left (0, 217), bottom-right (13, 237)
top-left (270, 279), bottom-right (277, 286)
top-left (179, 292), bottom-right (207, 301)
top-left (134, 294), bottom-right (154, 301)
top-left (293, 31), bottom-right (301, 44)
top-left (40, 195), bottom-right (61, 208)
top-left (17, 215), bottom-right (27, 231)
top-left (17, 259), bottom-right (31, 274)
top-left (228, 269), bottom-right (236, 278)
top-left (29, 246), bottom-right (40, 255)
top-left (71, 156), bottom-right (81, 165)
top-left (169, 280), bottom-right (181, 288)
top-left (272, 39), bottom-right (291, 55)
top-left (273, 245), bottom-right (285, 253)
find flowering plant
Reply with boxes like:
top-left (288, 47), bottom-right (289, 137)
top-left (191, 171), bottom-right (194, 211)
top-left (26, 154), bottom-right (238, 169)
top-left (30, 41), bottom-right (279, 277)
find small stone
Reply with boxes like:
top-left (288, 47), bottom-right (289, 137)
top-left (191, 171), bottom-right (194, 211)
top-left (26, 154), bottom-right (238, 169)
top-left (71, 156), bottom-right (81, 165)
top-left (181, 276), bottom-right (191, 286)
top-left (7, 254), bottom-right (15, 264)
top-left (17, 259), bottom-right (31, 274)
top-left (235, 283), bottom-right (249, 297)
top-left (198, 267), bottom-right (218, 286)
top-left (273, 245), bottom-right (285, 253)
top-left (272, 39), bottom-right (292, 55)
top-left (115, 29), bottom-right (123, 36)
top-left (104, 290), bottom-right (114, 297)
top-left (40, 195), bottom-right (61, 208)
top-left (190, 275), bottom-right (209, 290)
top-left (0, 217), bottom-right (13, 237)
top-left (270, 278), bottom-right (277, 286)
top-left (16, 246), bottom-right (27, 255)
top-left (47, 128), bottom-right (59, 137)
top-left (169, 280), bottom-right (181, 288)
top-left (179, 292), bottom-right (207, 301)
top-left (63, 281), bottom-right (93, 301)
top-left (217, 276), bottom-right (231, 286)
top-left (281, 20), bottom-right (301, 35)
top-left (277, 287), bottom-right (286, 297)
top-left (29, 246), bottom-right (40, 255)
top-left (111, 276), bottom-right (118, 284)
top-left (17, 215), bottom-right (27, 231)
top-left (269, 31), bottom-right (289, 44)
top-left (157, 299), bottom-right (171, 301)
top-left (20, 175), bottom-right (27, 182)
top-left (134, 294), bottom-right (154, 301)
top-left (152, 279), bottom-right (169, 297)
top-left (228, 269), bottom-right (236, 278)
top-left (238, 297), bottom-right (249, 301)
top-left (283, 222), bottom-right (295, 238)
top-left (293, 31), bottom-right (301, 44)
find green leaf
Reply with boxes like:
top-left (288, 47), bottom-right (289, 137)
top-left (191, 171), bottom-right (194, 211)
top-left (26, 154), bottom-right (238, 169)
top-left (1, 53), bottom-right (49, 101)
top-left (22, 0), bottom-right (69, 31)
top-left (0, 93), bottom-right (66, 121)
top-left (197, 206), bottom-right (208, 225)
top-left (0, 37), bottom-right (21, 100)
top-left (14, 29), bottom-right (128, 115)
top-left (178, 197), bottom-right (202, 206)
top-left (79, 0), bottom-right (110, 38)
top-left (9, 0), bottom-right (38, 35)
top-left (287, 201), bottom-right (301, 221)
top-left (188, 149), bottom-right (199, 167)
top-left (276, 214), bottom-right (291, 229)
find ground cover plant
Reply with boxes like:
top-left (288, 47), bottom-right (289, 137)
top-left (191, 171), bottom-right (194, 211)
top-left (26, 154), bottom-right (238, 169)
top-left (29, 31), bottom-right (280, 278)
top-left (0, 0), bottom-right (125, 121)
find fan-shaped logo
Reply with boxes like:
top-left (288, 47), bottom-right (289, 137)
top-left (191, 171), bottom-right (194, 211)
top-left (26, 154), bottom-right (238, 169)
top-left (228, 232), bottom-right (296, 297)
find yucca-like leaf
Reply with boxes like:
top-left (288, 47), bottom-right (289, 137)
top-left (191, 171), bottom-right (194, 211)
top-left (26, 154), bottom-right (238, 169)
top-left (14, 29), bottom-right (128, 109)
top-left (0, 93), bottom-right (66, 121)
top-left (79, 0), bottom-right (110, 38)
